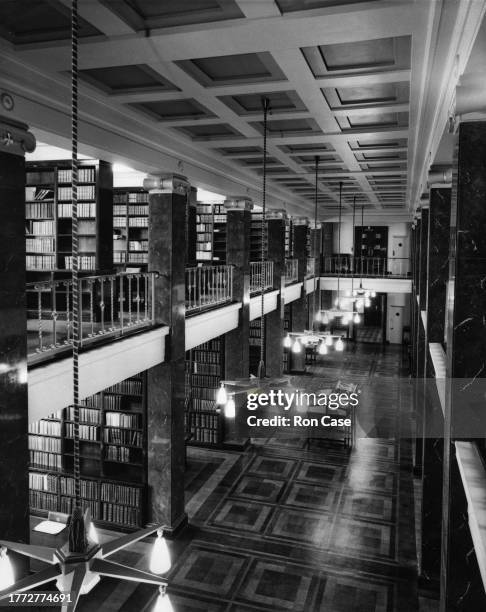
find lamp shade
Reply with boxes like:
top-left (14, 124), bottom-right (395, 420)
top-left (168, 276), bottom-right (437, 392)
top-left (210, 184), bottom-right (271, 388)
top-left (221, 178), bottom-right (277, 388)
top-left (153, 588), bottom-right (174, 612)
top-left (216, 383), bottom-right (227, 405)
top-left (292, 339), bottom-right (302, 353)
top-left (283, 334), bottom-right (291, 348)
top-left (335, 337), bottom-right (344, 352)
top-left (150, 530), bottom-right (171, 574)
top-left (225, 396), bottom-right (236, 419)
top-left (0, 548), bottom-right (15, 591)
top-left (318, 342), bottom-right (328, 355)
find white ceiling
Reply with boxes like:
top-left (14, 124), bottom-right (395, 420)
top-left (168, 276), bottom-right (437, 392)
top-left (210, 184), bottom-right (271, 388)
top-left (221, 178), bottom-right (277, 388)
top-left (1, 0), bottom-right (485, 221)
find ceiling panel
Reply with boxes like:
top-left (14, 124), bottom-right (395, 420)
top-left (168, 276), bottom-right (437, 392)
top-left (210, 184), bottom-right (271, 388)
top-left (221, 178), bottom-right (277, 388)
top-left (276, 0), bottom-right (380, 14)
top-left (323, 82), bottom-right (409, 109)
top-left (79, 65), bottom-right (179, 94)
top-left (174, 123), bottom-right (244, 140)
top-left (218, 90), bottom-right (307, 116)
top-left (129, 98), bottom-right (215, 121)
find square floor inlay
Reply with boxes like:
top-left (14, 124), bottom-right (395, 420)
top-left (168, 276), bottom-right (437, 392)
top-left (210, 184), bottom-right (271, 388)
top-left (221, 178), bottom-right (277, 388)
top-left (296, 461), bottom-right (345, 486)
top-left (210, 500), bottom-right (273, 532)
top-left (329, 517), bottom-right (394, 558)
top-left (247, 455), bottom-right (296, 479)
top-left (340, 490), bottom-right (394, 522)
top-left (283, 482), bottom-right (338, 512)
top-left (316, 575), bottom-right (391, 612)
top-left (232, 475), bottom-right (286, 503)
top-left (268, 507), bottom-right (331, 545)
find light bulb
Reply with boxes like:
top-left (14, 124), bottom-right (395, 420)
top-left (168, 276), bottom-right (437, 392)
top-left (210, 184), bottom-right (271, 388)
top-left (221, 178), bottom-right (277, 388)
top-left (0, 548), bottom-right (15, 591)
top-left (292, 339), bottom-right (301, 353)
top-left (150, 529), bottom-right (171, 574)
top-left (283, 334), bottom-right (291, 348)
top-left (356, 298), bottom-right (364, 309)
top-left (318, 342), bottom-right (328, 355)
top-left (364, 290), bottom-right (370, 298)
top-left (153, 587), bottom-right (174, 612)
top-left (216, 383), bottom-right (227, 405)
top-left (365, 298), bottom-right (371, 308)
top-left (300, 336), bottom-right (308, 346)
top-left (325, 335), bottom-right (333, 347)
top-left (314, 311), bottom-right (322, 323)
top-left (335, 337), bottom-right (344, 352)
top-left (88, 522), bottom-right (99, 544)
top-left (371, 291), bottom-right (376, 298)
top-left (353, 312), bottom-right (360, 324)
top-left (322, 312), bottom-right (329, 325)
top-left (334, 298), bottom-right (339, 307)
top-left (225, 396), bottom-right (236, 419)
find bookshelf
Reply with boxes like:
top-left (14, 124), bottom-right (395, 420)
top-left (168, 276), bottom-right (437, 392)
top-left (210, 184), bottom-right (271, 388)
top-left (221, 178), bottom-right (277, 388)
top-left (28, 373), bottom-right (147, 530)
top-left (250, 212), bottom-right (267, 261)
top-left (25, 160), bottom-right (113, 275)
top-left (249, 317), bottom-right (265, 376)
top-left (285, 218), bottom-right (292, 258)
top-left (185, 338), bottom-right (225, 446)
top-left (196, 202), bottom-right (213, 262)
top-left (212, 204), bottom-right (227, 264)
top-left (113, 187), bottom-right (149, 268)
top-left (283, 304), bottom-right (291, 372)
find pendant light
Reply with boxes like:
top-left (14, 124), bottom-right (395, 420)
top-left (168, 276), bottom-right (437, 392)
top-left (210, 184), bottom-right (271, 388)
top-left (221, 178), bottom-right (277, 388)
top-left (283, 334), bottom-right (291, 348)
top-left (216, 382), bottom-right (228, 405)
top-left (153, 586), bottom-right (175, 612)
top-left (292, 338), bottom-right (302, 353)
top-left (150, 529), bottom-right (171, 575)
top-left (335, 337), bottom-right (344, 352)
top-left (318, 341), bottom-right (328, 355)
top-left (224, 395), bottom-right (236, 419)
top-left (0, 3), bottom-right (173, 607)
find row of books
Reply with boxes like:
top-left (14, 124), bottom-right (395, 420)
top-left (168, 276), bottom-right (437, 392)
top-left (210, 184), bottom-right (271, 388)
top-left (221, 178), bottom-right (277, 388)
top-left (105, 412), bottom-right (139, 428)
top-left (29, 435), bottom-right (61, 453)
top-left (191, 386), bottom-right (219, 400)
top-left (105, 445), bottom-right (137, 463)
top-left (58, 202), bottom-right (96, 218)
top-left (102, 503), bottom-right (140, 526)
top-left (29, 220), bottom-right (55, 235)
top-left (128, 253), bottom-right (148, 264)
top-left (128, 193), bottom-right (148, 203)
top-left (58, 185), bottom-right (96, 201)
top-left (64, 256), bottom-right (95, 270)
top-left (196, 251), bottom-right (212, 260)
top-left (188, 413), bottom-right (220, 429)
top-left (128, 205), bottom-right (148, 215)
top-left (26, 170), bottom-right (55, 185)
top-left (26, 238), bottom-right (55, 253)
top-left (191, 362), bottom-right (221, 376)
top-left (65, 424), bottom-right (99, 441)
top-left (26, 255), bottom-right (56, 270)
top-left (187, 373), bottom-right (221, 388)
top-left (103, 394), bottom-right (124, 410)
top-left (113, 217), bottom-right (126, 228)
top-left (128, 240), bottom-right (148, 251)
top-left (60, 497), bottom-right (99, 518)
top-left (103, 429), bottom-right (142, 446)
top-left (129, 217), bottom-right (148, 227)
top-left (101, 482), bottom-right (141, 506)
top-left (26, 201), bottom-right (54, 217)
top-left (28, 419), bottom-right (61, 436)
top-left (30, 451), bottom-right (62, 470)
top-left (60, 476), bottom-right (99, 499)
top-left (67, 406), bottom-right (101, 424)
top-left (58, 168), bottom-right (95, 184)
top-left (189, 428), bottom-right (220, 444)
top-left (113, 205), bottom-right (127, 215)
top-left (106, 379), bottom-right (143, 395)
top-left (191, 398), bottom-right (217, 412)
top-left (29, 472), bottom-right (58, 492)
top-left (114, 252), bottom-right (127, 263)
top-left (81, 394), bottom-right (103, 408)
top-left (191, 350), bottom-right (222, 364)
top-left (29, 490), bottom-right (58, 511)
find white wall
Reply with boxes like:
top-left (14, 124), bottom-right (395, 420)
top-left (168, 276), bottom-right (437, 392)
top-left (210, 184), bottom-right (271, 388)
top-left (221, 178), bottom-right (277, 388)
top-left (386, 292), bottom-right (411, 343)
top-left (332, 221), bottom-right (410, 258)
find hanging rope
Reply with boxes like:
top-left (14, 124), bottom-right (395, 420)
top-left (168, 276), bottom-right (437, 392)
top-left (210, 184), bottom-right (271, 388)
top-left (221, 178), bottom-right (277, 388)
top-left (312, 156), bottom-right (319, 326)
top-left (258, 97), bottom-right (270, 379)
top-left (337, 181), bottom-right (343, 309)
top-left (360, 204), bottom-right (364, 290)
top-left (351, 196), bottom-right (356, 298)
top-left (71, 0), bottom-right (81, 510)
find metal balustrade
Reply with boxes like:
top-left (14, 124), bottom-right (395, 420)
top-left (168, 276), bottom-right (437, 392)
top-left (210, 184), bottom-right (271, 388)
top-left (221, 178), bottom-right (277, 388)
top-left (306, 257), bottom-right (316, 278)
top-left (26, 272), bottom-right (157, 363)
top-left (250, 261), bottom-right (274, 295)
top-left (186, 264), bottom-right (233, 314)
top-left (321, 256), bottom-right (410, 278)
top-left (284, 258), bottom-right (298, 285)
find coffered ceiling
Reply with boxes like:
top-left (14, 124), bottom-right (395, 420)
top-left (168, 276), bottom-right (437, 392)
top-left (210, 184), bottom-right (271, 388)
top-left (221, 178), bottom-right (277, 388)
top-left (0, 0), bottom-right (484, 218)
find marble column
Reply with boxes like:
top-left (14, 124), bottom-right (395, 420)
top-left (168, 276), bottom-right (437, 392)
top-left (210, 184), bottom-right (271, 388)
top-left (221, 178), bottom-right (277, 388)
top-left (265, 210), bottom-right (286, 377)
top-left (224, 196), bottom-right (251, 381)
top-left (0, 117), bottom-right (35, 581)
top-left (291, 218), bottom-right (308, 332)
top-left (420, 187), bottom-right (451, 593)
top-left (144, 173), bottom-right (188, 533)
top-left (440, 122), bottom-right (486, 611)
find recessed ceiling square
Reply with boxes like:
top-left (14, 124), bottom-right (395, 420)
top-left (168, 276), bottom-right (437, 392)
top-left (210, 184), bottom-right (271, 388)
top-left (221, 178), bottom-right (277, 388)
top-left (276, 0), bottom-right (379, 13)
top-left (176, 52), bottom-right (286, 87)
top-left (175, 123), bottom-right (244, 140)
top-left (280, 143), bottom-right (334, 154)
top-left (0, 0), bottom-right (101, 44)
top-left (250, 118), bottom-right (322, 136)
top-left (101, 0), bottom-right (244, 30)
top-left (128, 98), bottom-right (215, 121)
top-left (218, 90), bottom-right (307, 116)
top-left (349, 138), bottom-right (408, 150)
top-left (217, 146), bottom-right (263, 155)
top-left (323, 82), bottom-right (409, 109)
top-left (79, 65), bottom-right (178, 94)
top-left (302, 36), bottom-right (411, 77)
top-left (337, 112), bottom-right (408, 131)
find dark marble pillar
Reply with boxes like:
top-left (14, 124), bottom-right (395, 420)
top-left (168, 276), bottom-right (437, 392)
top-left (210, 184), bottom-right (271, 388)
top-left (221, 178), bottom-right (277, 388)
top-left (265, 211), bottom-right (286, 377)
top-left (0, 118), bottom-right (35, 581)
top-left (224, 196), bottom-right (251, 380)
top-left (420, 188), bottom-right (451, 593)
top-left (441, 121), bottom-right (486, 612)
top-left (187, 186), bottom-right (197, 266)
top-left (144, 173), bottom-right (188, 533)
top-left (291, 218), bottom-right (308, 332)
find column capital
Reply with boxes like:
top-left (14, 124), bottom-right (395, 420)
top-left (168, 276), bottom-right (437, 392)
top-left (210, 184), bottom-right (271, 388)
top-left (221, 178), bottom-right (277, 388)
top-left (267, 209), bottom-right (287, 220)
top-left (292, 216), bottom-right (309, 226)
top-left (224, 195), bottom-right (253, 211)
top-left (428, 167), bottom-right (452, 186)
top-left (143, 173), bottom-right (190, 195)
top-left (0, 114), bottom-right (36, 156)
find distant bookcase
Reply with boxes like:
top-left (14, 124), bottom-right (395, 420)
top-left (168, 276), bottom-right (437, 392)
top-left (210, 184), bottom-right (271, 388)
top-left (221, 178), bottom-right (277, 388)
top-left (25, 160), bottom-right (113, 274)
top-left (283, 304), bottom-right (291, 372)
top-left (112, 187), bottom-right (149, 267)
top-left (285, 218), bottom-right (292, 258)
top-left (185, 337), bottom-right (225, 446)
top-left (249, 317), bottom-right (265, 377)
top-left (28, 373), bottom-right (147, 530)
top-left (212, 204), bottom-right (227, 263)
top-left (196, 202), bottom-right (214, 262)
top-left (250, 212), bottom-right (268, 261)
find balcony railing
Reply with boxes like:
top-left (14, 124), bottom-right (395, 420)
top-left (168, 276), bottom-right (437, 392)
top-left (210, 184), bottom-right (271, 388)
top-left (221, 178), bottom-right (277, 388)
top-left (305, 257), bottom-right (316, 278)
top-left (186, 264), bottom-right (233, 314)
top-left (250, 261), bottom-right (274, 295)
top-left (27, 272), bottom-right (157, 363)
top-left (284, 258), bottom-right (298, 285)
top-left (321, 256), bottom-right (410, 278)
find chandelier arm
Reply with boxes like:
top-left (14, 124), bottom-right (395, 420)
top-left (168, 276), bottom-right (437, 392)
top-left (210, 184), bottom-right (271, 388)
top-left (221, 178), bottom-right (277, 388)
top-left (0, 565), bottom-right (61, 601)
top-left (0, 541), bottom-right (57, 564)
top-left (91, 558), bottom-right (169, 586)
top-left (62, 564), bottom-right (87, 612)
top-left (100, 523), bottom-right (167, 558)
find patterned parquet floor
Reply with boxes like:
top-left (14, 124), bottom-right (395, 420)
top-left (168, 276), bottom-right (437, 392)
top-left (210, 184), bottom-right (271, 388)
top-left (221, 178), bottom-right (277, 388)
top-left (34, 342), bottom-right (418, 612)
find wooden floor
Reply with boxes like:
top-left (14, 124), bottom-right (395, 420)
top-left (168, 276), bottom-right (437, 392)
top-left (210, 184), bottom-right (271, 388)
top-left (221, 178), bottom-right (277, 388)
top-left (31, 342), bottom-right (420, 611)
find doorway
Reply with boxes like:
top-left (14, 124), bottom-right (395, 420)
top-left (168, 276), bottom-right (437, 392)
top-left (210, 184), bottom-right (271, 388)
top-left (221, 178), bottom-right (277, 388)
top-left (390, 235), bottom-right (409, 276)
top-left (356, 293), bottom-right (386, 344)
top-left (387, 304), bottom-right (404, 344)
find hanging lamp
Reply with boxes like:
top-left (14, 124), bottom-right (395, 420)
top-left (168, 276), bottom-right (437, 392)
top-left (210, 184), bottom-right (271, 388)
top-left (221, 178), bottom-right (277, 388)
top-left (352, 204), bottom-right (372, 303)
top-left (0, 2), bottom-right (172, 609)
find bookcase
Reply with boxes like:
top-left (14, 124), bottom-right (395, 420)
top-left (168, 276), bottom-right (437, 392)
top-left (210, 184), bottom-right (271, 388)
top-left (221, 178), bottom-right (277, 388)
top-left (28, 373), bottom-right (147, 530)
top-left (249, 317), bottom-right (265, 376)
top-left (250, 212), bottom-right (267, 261)
top-left (212, 204), bottom-right (227, 263)
top-left (185, 338), bottom-right (225, 446)
top-left (25, 160), bottom-right (113, 274)
top-left (196, 202), bottom-right (214, 262)
top-left (113, 187), bottom-right (149, 267)
top-left (283, 304), bottom-right (292, 372)
top-left (285, 218), bottom-right (292, 258)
